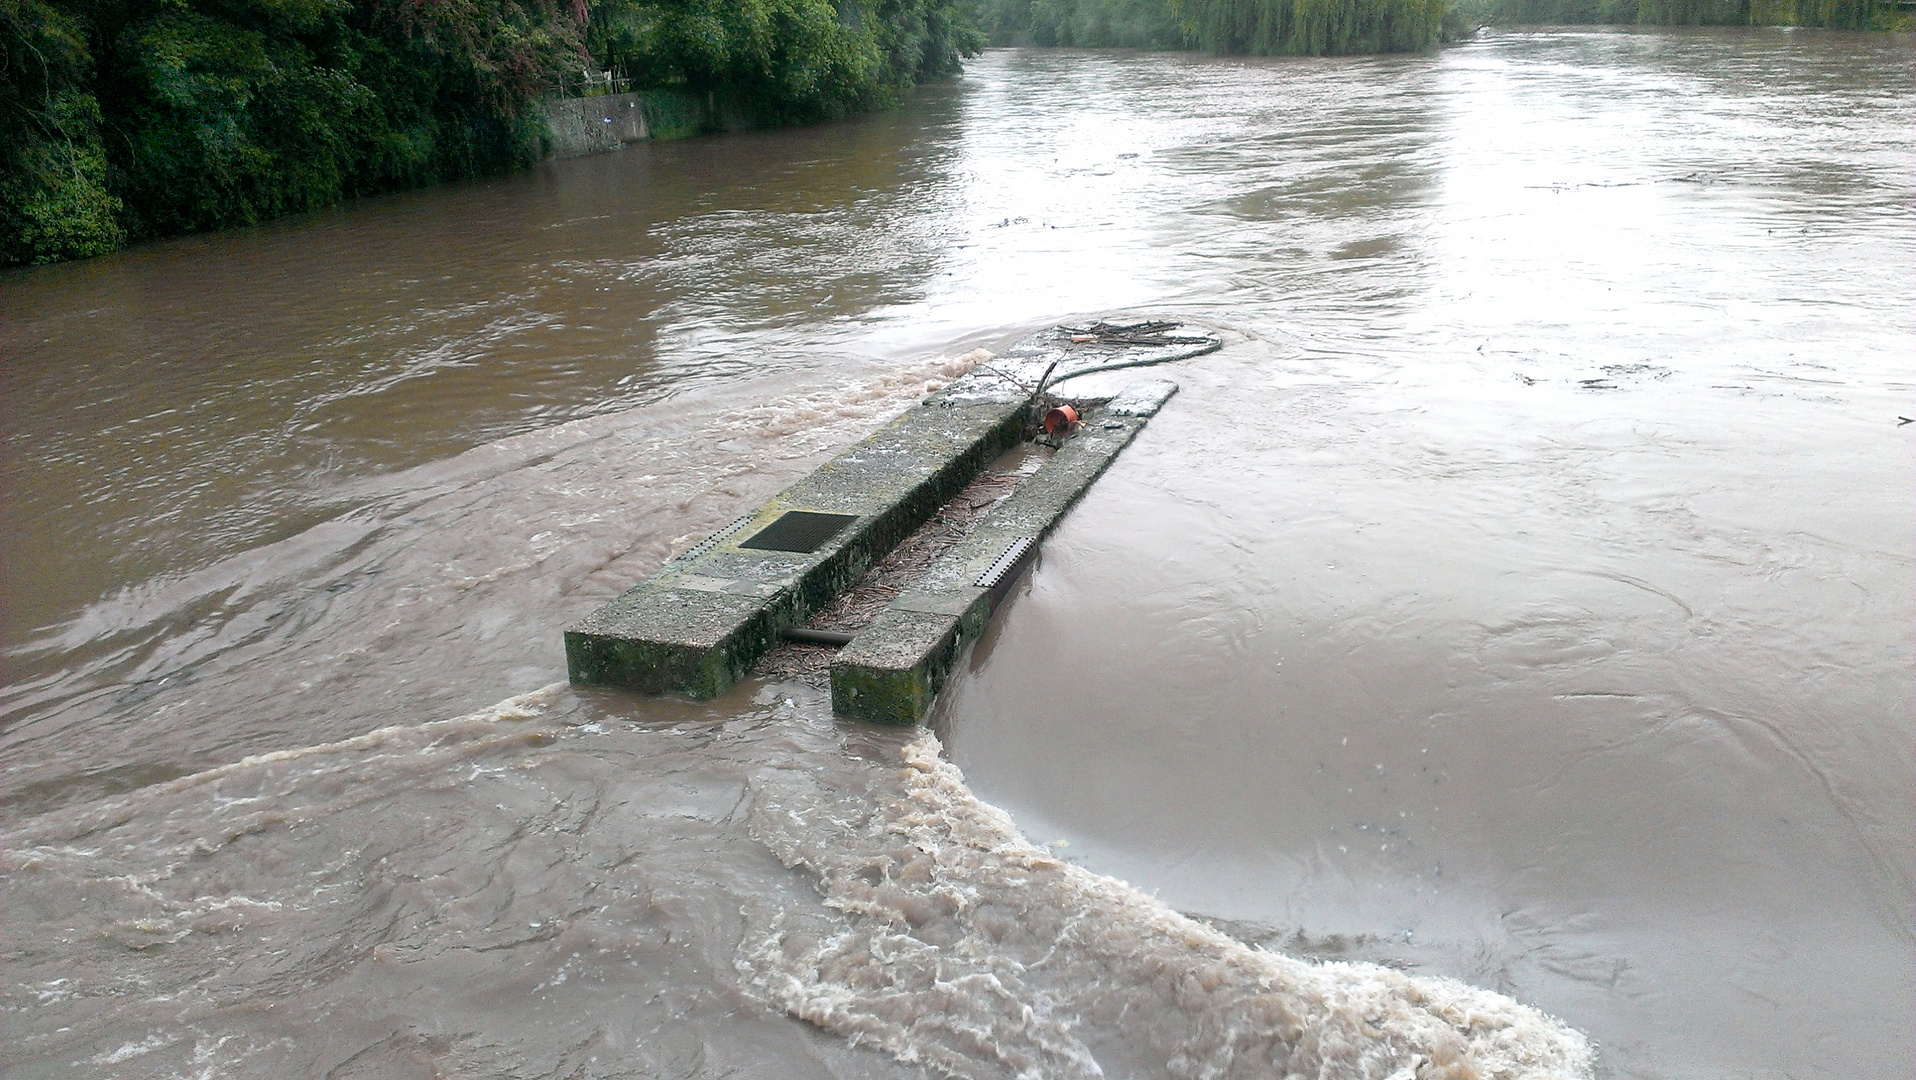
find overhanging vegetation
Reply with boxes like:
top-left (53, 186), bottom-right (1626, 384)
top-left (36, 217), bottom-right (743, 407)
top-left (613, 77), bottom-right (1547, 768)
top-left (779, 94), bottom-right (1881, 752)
top-left (0, 0), bottom-right (980, 266)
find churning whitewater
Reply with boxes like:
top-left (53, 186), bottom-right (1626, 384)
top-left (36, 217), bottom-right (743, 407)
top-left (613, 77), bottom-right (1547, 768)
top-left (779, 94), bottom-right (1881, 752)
top-left (745, 731), bottom-right (1591, 1080)
top-left (5, 686), bottom-right (1590, 1079)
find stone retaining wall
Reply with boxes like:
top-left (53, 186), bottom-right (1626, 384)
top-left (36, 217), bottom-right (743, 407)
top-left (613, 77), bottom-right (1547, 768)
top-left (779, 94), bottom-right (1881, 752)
top-left (541, 93), bottom-right (648, 158)
top-left (540, 89), bottom-right (715, 158)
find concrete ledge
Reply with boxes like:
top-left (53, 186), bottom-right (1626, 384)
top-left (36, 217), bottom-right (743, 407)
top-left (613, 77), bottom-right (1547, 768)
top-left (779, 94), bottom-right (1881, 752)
top-left (830, 383), bottom-right (1178, 725)
top-left (566, 380), bottom-right (1032, 698)
top-left (827, 605), bottom-right (984, 724)
top-left (542, 93), bottom-right (648, 157)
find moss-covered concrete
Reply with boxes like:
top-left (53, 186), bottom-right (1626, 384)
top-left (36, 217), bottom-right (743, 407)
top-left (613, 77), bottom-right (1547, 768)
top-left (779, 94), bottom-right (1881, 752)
top-left (566, 378), bottom-right (1032, 698)
top-left (830, 380), bottom-right (1179, 725)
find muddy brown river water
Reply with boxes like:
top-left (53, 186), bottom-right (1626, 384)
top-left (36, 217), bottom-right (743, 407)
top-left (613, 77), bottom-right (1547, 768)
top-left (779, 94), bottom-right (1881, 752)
top-left (3, 28), bottom-right (1912, 1080)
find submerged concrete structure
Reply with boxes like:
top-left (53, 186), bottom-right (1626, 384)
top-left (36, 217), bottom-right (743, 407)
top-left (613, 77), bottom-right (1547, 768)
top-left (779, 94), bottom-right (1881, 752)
top-left (541, 93), bottom-right (648, 157)
top-left (830, 380), bottom-right (1179, 724)
top-left (565, 391), bottom-right (1026, 697)
top-left (565, 321), bottom-right (1217, 716)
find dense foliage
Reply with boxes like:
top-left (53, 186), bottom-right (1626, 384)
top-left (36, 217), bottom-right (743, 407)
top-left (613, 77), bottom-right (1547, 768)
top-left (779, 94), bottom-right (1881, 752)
top-left (1175, 0), bottom-right (1445, 52)
top-left (2, 0), bottom-right (978, 265)
top-left (2, 0), bottom-right (586, 265)
top-left (3, 0), bottom-right (122, 262)
top-left (962, 0), bottom-right (1188, 46)
top-left (963, 0), bottom-right (1445, 51)
top-left (967, 0), bottom-right (1902, 52)
top-left (587, 1), bottom-right (982, 124)
top-left (1448, 0), bottom-right (1903, 27)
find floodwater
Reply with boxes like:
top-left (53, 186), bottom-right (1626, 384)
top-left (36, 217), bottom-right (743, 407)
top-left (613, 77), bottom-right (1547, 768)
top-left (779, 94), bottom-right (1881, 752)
top-left (3, 28), bottom-right (1911, 1080)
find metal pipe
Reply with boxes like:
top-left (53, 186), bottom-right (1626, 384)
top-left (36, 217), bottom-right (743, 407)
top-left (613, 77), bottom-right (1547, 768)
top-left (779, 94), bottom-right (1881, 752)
top-left (782, 627), bottom-right (856, 647)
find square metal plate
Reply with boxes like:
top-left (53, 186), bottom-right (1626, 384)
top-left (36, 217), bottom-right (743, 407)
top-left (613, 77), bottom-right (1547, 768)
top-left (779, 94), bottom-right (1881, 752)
top-left (738, 511), bottom-right (859, 554)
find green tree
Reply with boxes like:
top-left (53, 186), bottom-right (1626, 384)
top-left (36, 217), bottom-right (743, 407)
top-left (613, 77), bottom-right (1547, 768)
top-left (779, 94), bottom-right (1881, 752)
top-left (3, 0), bottom-right (587, 262)
top-left (964, 0), bottom-right (1441, 52)
top-left (4, 0), bottom-right (984, 263)
top-left (588, 0), bottom-right (980, 124)
top-left (100, 0), bottom-right (586, 238)
top-left (961, 0), bottom-right (1188, 46)
top-left (1, 0), bottom-right (123, 263)
top-left (1471, 0), bottom-right (1897, 26)
top-left (1171, 0), bottom-right (1445, 53)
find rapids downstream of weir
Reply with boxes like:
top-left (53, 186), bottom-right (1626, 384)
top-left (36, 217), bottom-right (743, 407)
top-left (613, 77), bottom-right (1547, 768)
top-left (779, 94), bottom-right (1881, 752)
top-left (3, 29), bottom-right (1912, 1080)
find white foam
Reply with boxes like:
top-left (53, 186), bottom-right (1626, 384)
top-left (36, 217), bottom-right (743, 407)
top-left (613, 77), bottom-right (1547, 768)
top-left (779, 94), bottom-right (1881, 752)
top-left (9, 680), bottom-right (1591, 1079)
top-left (87, 1031), bottom-right (180, 1065)
top-left (721, 349), bottom-right (996, 449)
top-left (741, 729), bottom-right (1593, 1080)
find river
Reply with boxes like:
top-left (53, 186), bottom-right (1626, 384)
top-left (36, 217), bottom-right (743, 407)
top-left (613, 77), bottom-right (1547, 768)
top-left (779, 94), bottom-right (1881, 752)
top-left (2, 27), bottom-right (1911, 1080)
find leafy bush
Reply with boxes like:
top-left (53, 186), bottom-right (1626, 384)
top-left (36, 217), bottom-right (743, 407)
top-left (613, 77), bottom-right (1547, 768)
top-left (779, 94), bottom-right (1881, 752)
top-left (100, 0), bottom-right (586, 238)
top-left (0, 0), bottom-right (586, 262)
top-left (588, 0), bottom-right (981, 125)
top-left (1, 0), bottom-right (123, 263)
top-left (1, 0), bottom-right (982, 264)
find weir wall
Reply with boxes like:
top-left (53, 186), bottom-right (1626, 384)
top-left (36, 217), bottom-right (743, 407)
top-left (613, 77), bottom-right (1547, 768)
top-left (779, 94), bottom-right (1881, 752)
top-left (540, 89), bottom-right (717, 158)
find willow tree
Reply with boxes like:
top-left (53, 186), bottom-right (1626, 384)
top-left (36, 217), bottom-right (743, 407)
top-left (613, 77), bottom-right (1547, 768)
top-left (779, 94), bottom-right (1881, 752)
top-left (960, 0), bottom-right (1189, 46)
top-left (1171, 0), bottom-right (1445, 54)
top-left (1638, 0), bottom-right (1890, 24)
top-left (1472, 0), bottom-right (1899, 26)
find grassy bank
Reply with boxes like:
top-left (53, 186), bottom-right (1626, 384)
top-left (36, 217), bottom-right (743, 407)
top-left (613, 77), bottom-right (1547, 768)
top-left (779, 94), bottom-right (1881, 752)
top-left (1, 0), bottom-right (980, 266)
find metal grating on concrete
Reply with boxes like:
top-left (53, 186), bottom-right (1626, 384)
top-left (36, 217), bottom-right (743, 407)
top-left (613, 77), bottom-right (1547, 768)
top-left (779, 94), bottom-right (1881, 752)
top-left (564, 387), bottom-right (1030, 699)
top-left (673, 515), bottom-right (753, 562)
top-left (738, 511), bottom-right (860, 554)
top-left (975, 537), bottom-right (1037, 589)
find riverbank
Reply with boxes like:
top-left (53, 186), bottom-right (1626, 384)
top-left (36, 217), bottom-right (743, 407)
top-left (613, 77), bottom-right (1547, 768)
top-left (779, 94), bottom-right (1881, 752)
top-left (962, 0), bottom-right (1913, 48)
top-left (0, 0), bottom-right (980, 267)
top-left (1447, 0), bottom-right (1914, 30)
top-left (540, 90), bottom-right (705, 158)
top-left (12, 0), bottom-right (1906, 268)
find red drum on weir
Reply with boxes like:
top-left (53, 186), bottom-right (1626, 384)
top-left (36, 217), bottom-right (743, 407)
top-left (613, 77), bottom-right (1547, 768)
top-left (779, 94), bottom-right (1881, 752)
top-left (1043, 404), bottom-right (1079, 436)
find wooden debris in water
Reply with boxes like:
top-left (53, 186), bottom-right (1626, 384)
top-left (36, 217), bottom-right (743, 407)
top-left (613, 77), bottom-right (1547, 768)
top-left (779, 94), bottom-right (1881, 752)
top-left (1057, 320), bottom-right (1215, 349)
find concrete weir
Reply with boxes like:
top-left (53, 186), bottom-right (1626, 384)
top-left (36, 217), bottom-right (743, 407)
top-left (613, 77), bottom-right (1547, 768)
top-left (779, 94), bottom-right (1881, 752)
top-left (565, 321), bottom-right (1218, 719)
top-left (830, 379), bottom-right (1179, 723)
top-left (564, 393), bottom-right (1027, 697)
